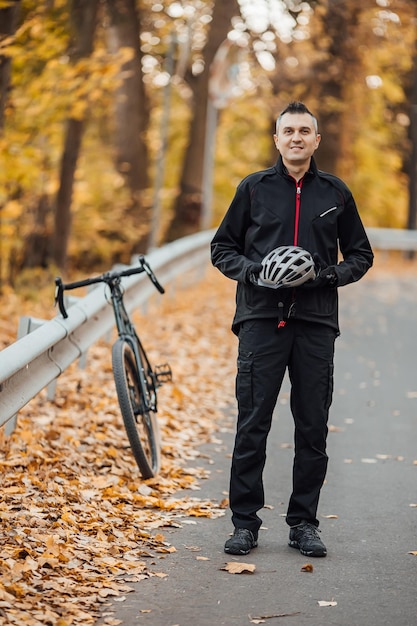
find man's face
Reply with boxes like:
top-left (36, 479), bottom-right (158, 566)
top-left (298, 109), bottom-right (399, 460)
top-left (274, 112), bottom-right (321, 168)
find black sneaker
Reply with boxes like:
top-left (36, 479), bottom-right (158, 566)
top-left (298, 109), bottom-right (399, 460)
top-left (224, 528), bottom-right (258, 555)
top-left (288, 521), bottom-right (327, 557)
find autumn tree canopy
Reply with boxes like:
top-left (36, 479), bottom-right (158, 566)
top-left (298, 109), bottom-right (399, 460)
top-left (0, 0), bottom-right (415, 286)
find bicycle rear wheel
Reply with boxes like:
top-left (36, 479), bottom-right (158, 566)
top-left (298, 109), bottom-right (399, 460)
top-left (112, 338), bottom-right (160, 478)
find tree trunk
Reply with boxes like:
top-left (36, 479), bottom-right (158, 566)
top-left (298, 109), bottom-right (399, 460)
top-left (53, 117), bottom-right (85, 269)
top-left (52, 0), bottom-right (99, 271)
top-left (0, 0), bottom-right (20, 130)
top-left (0, 1), bottom-right (21, 290)
top-left (105, 0), bottom-right (150, 252)
top-left (312, 0), bottom-right (362, 175)
top-left (164, 0), bottom-right (239, 242)
top-left (106, 0), bottom-right (149, 192)
top-left (407, 61), bottom-right (417, 231)
top-left (23, 194), bottom-right (51, 268)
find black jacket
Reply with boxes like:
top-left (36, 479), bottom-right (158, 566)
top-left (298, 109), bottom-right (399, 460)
top-left (211, 156), bottom-right (373, 334)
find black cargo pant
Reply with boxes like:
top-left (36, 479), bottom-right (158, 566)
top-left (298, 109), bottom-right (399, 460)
top-left (230, 318), bottom-right (337, 533)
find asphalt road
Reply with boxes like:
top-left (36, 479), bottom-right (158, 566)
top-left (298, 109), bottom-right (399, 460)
top-left (96, 271), bottom-right (417, 626)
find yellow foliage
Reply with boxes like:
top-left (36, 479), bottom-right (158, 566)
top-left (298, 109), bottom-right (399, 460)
top-left (0, 0), bottom-right (416, 286)
top-left (0, 5), bottom-right (140, 282)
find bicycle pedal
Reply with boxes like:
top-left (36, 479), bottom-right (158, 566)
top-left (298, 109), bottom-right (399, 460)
top-left (155, 363), bottom-right (172, 383)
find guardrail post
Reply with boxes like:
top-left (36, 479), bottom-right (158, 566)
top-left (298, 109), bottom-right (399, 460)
top-left (17, 316), bottom-right (62, 404)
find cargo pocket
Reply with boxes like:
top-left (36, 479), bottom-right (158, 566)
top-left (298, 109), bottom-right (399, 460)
top-left (236, 352), bottom-right (253, 411)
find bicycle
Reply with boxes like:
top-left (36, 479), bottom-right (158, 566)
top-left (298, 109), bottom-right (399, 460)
top-left (54, 255), bottom-right (172, 479)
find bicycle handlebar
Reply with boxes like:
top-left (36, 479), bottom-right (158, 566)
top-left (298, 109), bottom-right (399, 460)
top-left (136, 255), bottom-right (165, 295)
top-left (55, 255), bottom-right (165, 319)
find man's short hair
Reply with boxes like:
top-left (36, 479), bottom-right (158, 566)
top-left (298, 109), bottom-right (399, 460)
top-left (276, 101), bottom-right (318, 134)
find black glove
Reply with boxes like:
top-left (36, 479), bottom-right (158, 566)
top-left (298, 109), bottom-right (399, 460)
top-left (247, 262), bottom-right (263, 285)
top-left (317, 266), bottom-right (338, 287)
top-left (302, 254), bottom-right (338, 288)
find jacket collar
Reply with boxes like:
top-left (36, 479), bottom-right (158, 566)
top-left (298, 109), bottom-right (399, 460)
top-left (275, 155), bottom-right (318, 179)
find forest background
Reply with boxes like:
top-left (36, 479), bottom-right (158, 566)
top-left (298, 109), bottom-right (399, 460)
top-left (0, 0), bottom-right (416, 293)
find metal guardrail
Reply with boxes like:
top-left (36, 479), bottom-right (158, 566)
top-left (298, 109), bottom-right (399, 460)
top-left (0, 230), bottom-right (215, 432)
top-left (366, 227), bottom-right (417, 251)
top-left (0, 226), bottom-right (416, 434)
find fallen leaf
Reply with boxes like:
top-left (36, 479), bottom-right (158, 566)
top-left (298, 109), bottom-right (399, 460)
top-left (221, 562), bottom-right (256, 574)
top-left (322, 514), bottom-right (338, 519)
top-left (196, 556), bottom-right (210, 561)
top-left (138, 484), bottom-right (153, 496)
top-left (301, 563), bottom-right (314, 572)
top-left (408, 551), bottom-right (417, 556)
top-left (98, 588), bottom-right (122, 598)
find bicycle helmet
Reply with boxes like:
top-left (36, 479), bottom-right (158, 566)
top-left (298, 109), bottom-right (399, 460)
top-left (259, 246), bottom-right (316, 288)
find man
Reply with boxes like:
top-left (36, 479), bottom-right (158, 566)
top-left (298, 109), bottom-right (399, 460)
top-left (211, 101), bottom-right (373, 557)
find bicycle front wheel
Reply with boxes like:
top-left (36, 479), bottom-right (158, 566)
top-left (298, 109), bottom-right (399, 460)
top-left (112, 338), bottom-right (160, 478)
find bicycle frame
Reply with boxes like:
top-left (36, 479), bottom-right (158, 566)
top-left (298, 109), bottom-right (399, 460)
top-left (108, 277), bottom-right (157, 413)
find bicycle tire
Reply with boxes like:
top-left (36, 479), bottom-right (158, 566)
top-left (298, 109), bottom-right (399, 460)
top-left (112, 338), bottom-right (161, 478)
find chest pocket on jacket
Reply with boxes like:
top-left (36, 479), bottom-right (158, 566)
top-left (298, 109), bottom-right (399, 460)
top-left (318, 206), bottom-right (338, 218)
top-left (310, 204), bottom-right (341, 245)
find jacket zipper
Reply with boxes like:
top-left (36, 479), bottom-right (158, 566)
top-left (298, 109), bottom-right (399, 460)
top-left (278, 177), bottom-right (303, 328)
top-left (294, 178), bottom-right (303, 246)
